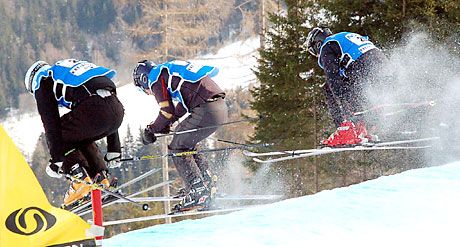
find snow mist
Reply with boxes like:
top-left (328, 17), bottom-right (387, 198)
top-left (218, 153), bottom-right (286, 200)
top-left (366, 31), bottom-right (460, 164)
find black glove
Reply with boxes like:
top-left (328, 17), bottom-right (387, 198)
top-left (141, 127), bottom-right (157, 145)
top-left (158, 124), bottom-right (171, 134)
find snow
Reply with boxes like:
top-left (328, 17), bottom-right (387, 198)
top-left (192, 38), bottom-right (259, 90)
top-left (105, 161), bottom-right (460, 247)
top-left (0, 38), bottom-right (260, 159)
top-left (1, 111), bottom-right (43, 159)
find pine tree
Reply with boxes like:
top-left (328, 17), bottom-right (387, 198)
top-left (250, 0), bottom-right (330, 196)
top-left (249, 0), bottom-right (460, 195)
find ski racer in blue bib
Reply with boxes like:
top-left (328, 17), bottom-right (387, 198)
top-left (24, 59), bottom-right (124, 208)
top-left (133, 59), bottom-right (228, 213)
top-left (306, 27), bottom-right (387, 147)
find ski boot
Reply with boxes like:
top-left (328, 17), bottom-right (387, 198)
top-left (173, 187), bottom-right (188, 199)
top-left (355, 121), bottom-right (380, 143)
top-left (321, 120), bottom-right (366, 147)
top-left (173, 170), bottom-right (218, 199)
top-left (62, 164), bottom-right (93, 207)
top-left (92, 170), bottom-right (123, 205)
top-left (202, 170), bottom-right (218, 199)
top-left (172, 177), bottom-right (212, 213)
top-left (93, 170), bottom-right (118, 190)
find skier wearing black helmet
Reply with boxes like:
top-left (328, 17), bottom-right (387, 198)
top-left (24, 59), bottom-right (124, 208)
top-left (306, 27), bottom-right (387, 147)
top-left (133, 60), bottom-right (227, 212)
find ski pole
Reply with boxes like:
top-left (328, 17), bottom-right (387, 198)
top-left (63, 174), bottom-right (150, 211)
top-left (210, 137), bottom-right (273, 149)
top-left (121, 143), bottom-right (270, 162)
top-left (155, 116), bottom-right (263, 138)
top-left (121, 146), bottom-right (241, 162)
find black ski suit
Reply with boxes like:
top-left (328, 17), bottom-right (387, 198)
top-left (319, 41), bottom-right (387, 126)
top-left (34, 76), bottom-right (124, 178)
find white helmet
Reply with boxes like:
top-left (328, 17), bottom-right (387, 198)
top-left (24, 61), bottom-right (51, 94)
top-left (306, 27), bottom-right (333, 57)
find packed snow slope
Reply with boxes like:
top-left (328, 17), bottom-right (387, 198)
top-left (105, 162), bottom-right (460, 247)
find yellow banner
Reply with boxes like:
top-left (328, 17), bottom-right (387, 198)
top-left (0, 125), bottom-right (95, 246)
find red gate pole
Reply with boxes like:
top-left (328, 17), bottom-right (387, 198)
top-left (91, 189), bottom-right (104, 246)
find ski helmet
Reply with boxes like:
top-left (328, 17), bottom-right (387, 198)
top-left (306, 27), bottom-right (333, 57)
top-left (133, 60), bottom-right (156, 93)
top-left (24, 61), bottom-right (51, 94)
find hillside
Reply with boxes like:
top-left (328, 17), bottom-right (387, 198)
top-left (104, 161), bottom-right (460, 247)
top-left (0, 0), bottom-right (263, 116)
top-left (0, 38), bottom-right (259, 159)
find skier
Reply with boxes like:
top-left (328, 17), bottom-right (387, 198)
top-left (306, 27), bottom-right (387, 147)
top-left (24, 59), bottom-right (124, 208)
top-left (132, 60), bottom-right (227, 212)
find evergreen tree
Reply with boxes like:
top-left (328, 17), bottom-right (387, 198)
top-left (253, 1), bottom-right (317, 149)
top-left (250, 0), bottom-right (330, 196)
top-left (250, 0), bottom-right (459, 196)
top-left (124, 127), bottom-right (137, 194)
top-left (0, 0), bottom-right (265, 117)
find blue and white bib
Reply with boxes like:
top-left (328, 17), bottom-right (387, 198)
top-left (147, 60), bottom-right (219, 112)
top-left (33, 59), bottom-right (116, 108)
top-left (318, 32), bottom-right (377, 70)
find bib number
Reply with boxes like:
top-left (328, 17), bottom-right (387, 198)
top-left (345, 33), bottom-right (370, 46)
top-left (172, 60), bottom-right (204, 73)
top-left (56, 59), bottom-right (98, 76)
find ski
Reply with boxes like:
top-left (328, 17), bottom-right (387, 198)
top-left (104, 194), bottom-right (283, 203)
top-left (75, 180), bottom-right (174, 216)
top-left (70, 192), bottom-right (122, 214)
top-left (75, 191), bottom-right (280, 216)
top-left (253, 145), bottom-right (431, 163)
top-left (244, 137), bottom-right (439, 158)
top-left (67, 158), bottom-right (164, 213)
top-left (62, 174), bottom-right (150, 212)
top-left (243, 149), bottom-right (319, 157)
top-left (249, 137), bottom-right (439, 163)
top-left (68, 168), bottom-right (162, 214)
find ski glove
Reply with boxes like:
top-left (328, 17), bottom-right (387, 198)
top-left (46, 161), bottom-right (63, 179)
top-left (141, 127), bottom-right (157, 145)
top-left (104, 152), bottom-right (122, 168)
top-left (158, 124), bottom-right (171, 134)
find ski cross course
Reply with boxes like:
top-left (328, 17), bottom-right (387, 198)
top-left (103, 161), bottom-right (460, 247)
top-left (2, 13), bottom-right (457, 244)
top-left (67, 135), bottom-right (440, 224)
top-left (1, 90), bottom-right (447, 246)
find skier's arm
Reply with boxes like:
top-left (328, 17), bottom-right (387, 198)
top-left (34, 78), bottom-right (64, 162)
top-left (148, 72), bottom-right (176, 133)
top-left (174, 103), bottom-right (187, 119)
top-left (324, 83), bottom-right (344, 127)
top-left (320, 41), bottom-right (344, 95)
